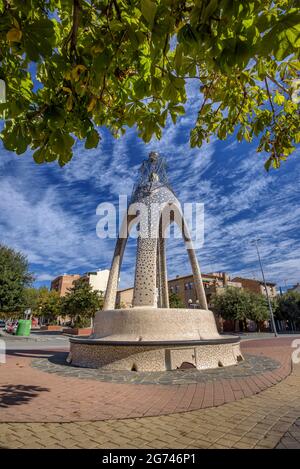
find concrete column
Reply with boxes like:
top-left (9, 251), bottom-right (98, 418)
top-left (159, 236), bottom-right (169, 308)
top-left (181, 217), bottom-right (208, 310)
top-left (156, 239), bottom-right (162, 308)
top-left (132, 237), bottom-right (158, 307)
top-left (103, 216), bottom-right (129, 311)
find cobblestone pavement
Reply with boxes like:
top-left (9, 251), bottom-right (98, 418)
top-left (0, 337), bottom-right (300, 449)
top-left (1, 362), bottom-right (300, 449)
top-left (31, 353), bottom-right (281, 385)
top-left (0, 339), bottom-right (292, 422)
top-left (276, 418), bottom-right (300, 449)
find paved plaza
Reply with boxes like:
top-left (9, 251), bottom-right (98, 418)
top-left (0, 335), bottom-right (300, 449)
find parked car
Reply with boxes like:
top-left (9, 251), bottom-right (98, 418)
top-left (5, 320), bottom-right (18, 334)
top-left (0, 320), bottom-right (6, 328)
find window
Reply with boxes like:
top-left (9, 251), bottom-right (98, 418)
top-left (184, 283), bottom-right (188, 290)
top-left (189, 282), bottom-right (193, 290)
top-left (175, 285), bottom-right (179, 293)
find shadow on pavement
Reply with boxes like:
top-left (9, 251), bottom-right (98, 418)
top-left (0, 384), bottom-right (49, 408)
top-left (6, 349), bottom-right (68, 360)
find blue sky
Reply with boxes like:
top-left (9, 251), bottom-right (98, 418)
top-left (0, 79), bottom-right (299, 291)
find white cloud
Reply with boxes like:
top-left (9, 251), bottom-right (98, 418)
top-left (0, 78), bottom-right (299, 290)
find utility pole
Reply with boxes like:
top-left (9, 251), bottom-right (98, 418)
top-left (251, 239), bottom-right (278, 337)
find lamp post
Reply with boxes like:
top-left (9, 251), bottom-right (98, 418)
top-left (188, 299), bottom-right (200, 309)
top-left (251, 238), bottom-right (278, 337)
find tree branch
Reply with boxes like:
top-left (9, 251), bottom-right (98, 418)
top-left (70, 0), bottom-right (80, 54)
top-left (264, 77), bottom-right (276, 124)
top-left (266, 73), bottom-right (288, 95)
top-left (112, 0), bottom-right (121, 20)
top-left (198, 74), bottom-right (218, 115)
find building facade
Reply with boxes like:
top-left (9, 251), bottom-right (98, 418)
top-left (231, 277), bottom-right (277, 298)
top-left (50, 274), bottom-right (81, 297)
top-left (79, 270), bottom-right (110, 293)
top-left (51, 270), bottom-right (110, 297)
top-left (116, 272), bottom-right (243, 309)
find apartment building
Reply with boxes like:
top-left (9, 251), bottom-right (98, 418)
top-left (116, 272), bottom-right (243, 309)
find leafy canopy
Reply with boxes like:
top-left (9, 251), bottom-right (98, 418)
top-left (0, 243), bottom-right (34, 313)
top-left (37, 288), bottom-right (62, 321)
top-left (169, 291), bottom-right (185, 308)
top-left (213, 286), bottom-right (270, 327)
top-left (0, 0), bottom-right (299, 169)
top-left (275, 291), bottom-right (300, 323)
top-left (212, 286), bottom-right (251, 321)
top-left (61, 278), bottom-right (104, 321)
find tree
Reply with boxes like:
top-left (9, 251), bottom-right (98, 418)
top-left (37, 289), bottom-right (62, 324)
top-left (247, 292), bottom-right (270, 332)
top-left (213, 287), bottom-right (274, 332)
top-left (23, 287), bottom-right (40, 312)
top-left (61, 278), bottom-right (104, 327)
top-left (275, 291), bottom-right (300, 329)
top-left (0, 1), bottom-right (299, 169)
top-left (23, 286), bottom-right (50, 313)
top-left (212, 287), bottom-right (251, 331)
top-left (169, 292), bottom-right (185, 308)
top-left (0, 243), bottom-right (33, 314)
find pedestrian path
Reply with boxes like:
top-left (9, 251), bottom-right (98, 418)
top-left (0, 337), bottom-right (299, 448)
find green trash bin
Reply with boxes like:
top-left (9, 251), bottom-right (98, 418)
top-left (16, 319), bottom-right (31, 336)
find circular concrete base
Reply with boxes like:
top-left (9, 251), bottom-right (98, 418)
top-left (68, 337), bottom-right (243, 371)
top-left (69, 308), bottom-right (243, 371)
top-left (91, 307), bottom-right (222, 342)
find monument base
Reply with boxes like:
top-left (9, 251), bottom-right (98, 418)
top-left (68, 308), bottom-right (243, 371)
top-left (68, 337), bottom-right (243, 371)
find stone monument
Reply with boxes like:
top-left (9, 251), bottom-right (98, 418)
top-left (69, 152), bottom-right (243, 371)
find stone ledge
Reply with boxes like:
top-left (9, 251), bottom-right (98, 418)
top-left (68, 340), bottom-right (243, 371)
top-left (69, 336), bottom-right (241, 346)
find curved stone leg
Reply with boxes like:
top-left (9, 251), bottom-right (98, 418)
top-left (177, 214), bottom-right (208, 310)
top-left (103, 215), bottom-right (130, 311)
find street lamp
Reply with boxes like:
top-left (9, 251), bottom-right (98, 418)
top-left (251, 238), bottom-right (278, 337)
top-left (188, 299), bottom-right (199, 309)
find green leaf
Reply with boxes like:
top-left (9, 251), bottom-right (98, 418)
top-left (62, 133), bottom-right (75, 149)
top-left (259, 12), bottom-right (300, 60)
top-left (202, 0), bottom-right (219, 23)
top-left (264, 158), bottom-right (272, 171)
top-left (46, 108), bottom-right (65, 131)
top-left (140, 0), bottom-right (157, 28)
top-left (85, 129), bottom-right (100, 149)
top-left (93, 50), bottom-right (112, 74)
top-left (33, 148), bottom-right (45, 164)
top-left (294, 132), bottom-right (300, 144)
top-left (273, 91), bottom-right (285, 106)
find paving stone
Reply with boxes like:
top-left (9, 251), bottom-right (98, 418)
top-left (1, 337), bottom-right (300, 449)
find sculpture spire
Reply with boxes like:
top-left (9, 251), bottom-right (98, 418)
top-left (68, 150), bottom-right (243, 372)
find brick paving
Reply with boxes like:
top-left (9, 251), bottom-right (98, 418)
top-left (1, 363), bottom-right (300, 449)
top-left (0, 338), bottom-right (292, 423)
top-left (0, 337), bottom-right (299, 448)
top-left (276, 418), bottom-right (300, 449)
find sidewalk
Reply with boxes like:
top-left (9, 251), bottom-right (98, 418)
top-left (0, 337), bottom-right (299, 448)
